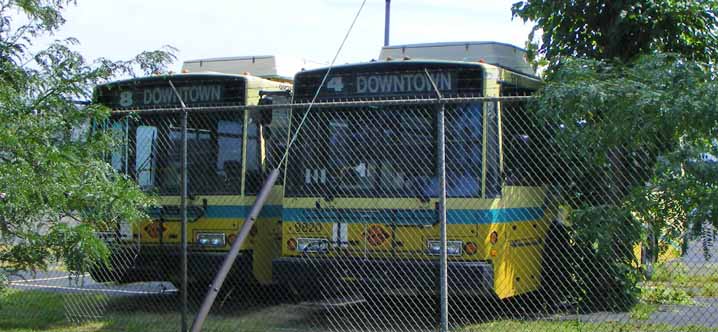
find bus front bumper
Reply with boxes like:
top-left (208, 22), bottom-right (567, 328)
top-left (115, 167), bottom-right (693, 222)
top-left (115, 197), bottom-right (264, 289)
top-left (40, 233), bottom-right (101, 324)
top-left (92, 245), bottom-right (254, 285)
top-left (272, 257), bottom-right (494, 296)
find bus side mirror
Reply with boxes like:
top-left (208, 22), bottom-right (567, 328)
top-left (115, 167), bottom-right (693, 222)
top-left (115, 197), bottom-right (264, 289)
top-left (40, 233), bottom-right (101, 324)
top-left (258, 96), bottom-right (273, 125)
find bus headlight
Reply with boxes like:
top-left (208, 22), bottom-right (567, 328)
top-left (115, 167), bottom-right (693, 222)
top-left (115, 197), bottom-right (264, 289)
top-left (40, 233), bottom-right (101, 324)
top-left (197, 233), bottom-right (226, 247)
top-left (297, 238), bottom-right (329, 253)
top-left (427, 240), bottom-right (463, 256)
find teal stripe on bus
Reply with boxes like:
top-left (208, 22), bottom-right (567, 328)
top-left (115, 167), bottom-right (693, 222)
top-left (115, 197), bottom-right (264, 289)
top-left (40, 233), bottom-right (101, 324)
top-left (260, 205), bottom-right (283, 218)
top-left (282, 207), bottom-right (544, 225)
top-left (148, 205), bottom-right (283, 220)
top-left (206, 205), bottom-right (283, 218)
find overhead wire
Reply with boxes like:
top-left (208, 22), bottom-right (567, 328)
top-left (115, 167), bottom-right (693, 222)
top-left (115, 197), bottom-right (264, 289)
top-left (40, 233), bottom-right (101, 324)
top-left (276, 0), bottom-right (368, 168)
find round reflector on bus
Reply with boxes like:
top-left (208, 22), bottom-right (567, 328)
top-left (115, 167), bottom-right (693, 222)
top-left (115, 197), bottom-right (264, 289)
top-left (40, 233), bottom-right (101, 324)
top-left (228, 233), bottom-right (237, 245)
top-left (464, 242), bottom-right (478, 255)
top-left (287, 238), bottom-right (297, 251)
top-left (490, 231), bottom-right (499, 245)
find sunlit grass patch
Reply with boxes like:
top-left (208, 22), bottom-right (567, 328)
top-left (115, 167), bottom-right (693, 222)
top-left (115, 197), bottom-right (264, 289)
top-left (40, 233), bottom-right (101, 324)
top-left (0, 289), bottom-right (106, 331)
top-left (699, 283), bottom-right (718, 298)
top-left (2, 287), bottom-right (714, 332)
top-left (1, 289), bottom-right (319, 332)
top-left (629, 302), bottom-right (658, 320)
top-left (460, 320), bottom-right (715, 332)
top-left (651, 262), bottom-right (690, 283)
top-left (644, 261), bottom-right (718, 299)
top-left (640, 285), bottom-right (694, 305)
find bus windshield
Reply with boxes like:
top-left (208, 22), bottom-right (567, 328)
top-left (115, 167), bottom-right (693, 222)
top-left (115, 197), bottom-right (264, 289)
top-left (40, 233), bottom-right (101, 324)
top-left (286, 103), bottom-right (483, 198)
top-left (132, 111), bottom-right (245, 195)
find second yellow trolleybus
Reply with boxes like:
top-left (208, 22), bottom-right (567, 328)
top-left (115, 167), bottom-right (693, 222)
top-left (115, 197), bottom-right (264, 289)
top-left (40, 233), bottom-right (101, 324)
top-left (273, 42), bottom-right (550, 299)
top-left (93, 72), bottom-right (290, 287)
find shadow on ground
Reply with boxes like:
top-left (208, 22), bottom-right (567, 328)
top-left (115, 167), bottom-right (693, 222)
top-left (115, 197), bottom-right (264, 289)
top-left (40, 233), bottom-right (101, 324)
top-left (5, 279), bottom-right (718, 332)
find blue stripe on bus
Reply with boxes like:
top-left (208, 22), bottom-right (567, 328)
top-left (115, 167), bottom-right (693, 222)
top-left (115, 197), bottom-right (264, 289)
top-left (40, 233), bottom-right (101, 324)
top-left (282, 207), bottom-right (544, 225)
top-left (206, 205), bottom-right (283, 218)
top-left (260, 205), bottom-right (283, 218)
top-left (447, 208), bottom-right (544, 224)
top-left (148, 205), bottom-right (283, 219)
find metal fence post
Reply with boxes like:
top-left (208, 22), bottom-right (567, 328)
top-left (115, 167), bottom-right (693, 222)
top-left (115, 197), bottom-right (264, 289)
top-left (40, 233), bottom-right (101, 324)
top-left (180, 107), bottom-right (188, 332)
top-left (425, 68), bottom-right (449, 332)
top-left (168, 80), bottom-right (189, 332)
top-left (437, 100), bottom-right (449, 332)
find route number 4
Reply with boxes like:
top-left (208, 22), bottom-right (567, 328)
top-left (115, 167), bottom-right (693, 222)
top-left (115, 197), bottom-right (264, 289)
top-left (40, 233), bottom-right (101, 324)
top-left (326, 77), bottom-right (344, 92)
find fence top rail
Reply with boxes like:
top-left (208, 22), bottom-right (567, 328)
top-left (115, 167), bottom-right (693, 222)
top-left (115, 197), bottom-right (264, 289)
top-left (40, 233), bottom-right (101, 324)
top-left (107, 95), bottom-right (536, 115)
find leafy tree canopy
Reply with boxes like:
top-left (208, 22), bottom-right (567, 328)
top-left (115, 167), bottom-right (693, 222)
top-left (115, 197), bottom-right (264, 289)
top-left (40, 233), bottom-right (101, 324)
top-left (512, 0), bottom-right (718, 66)
top-left (0, 0), bottom-right (176, 282)
top-left (540, 54), bottom-right (718, 223)
top-left (512, 0), bottom-right (718, 252)
top-left (512, 1), bottom-right (718, 308)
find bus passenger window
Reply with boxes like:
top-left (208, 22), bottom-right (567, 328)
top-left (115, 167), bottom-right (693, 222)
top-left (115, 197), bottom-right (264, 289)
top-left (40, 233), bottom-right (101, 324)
top-left (217, 120), bottom-right (243, 193)
top-left (445, 103), bottom-right (483, 197)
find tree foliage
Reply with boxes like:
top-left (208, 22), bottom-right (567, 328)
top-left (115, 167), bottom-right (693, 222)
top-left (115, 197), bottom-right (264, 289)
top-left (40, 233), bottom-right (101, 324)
top-left (536, 55), bottom-right (718, 308)
top-left (0, 0), bottom-right (176, 284)
top-left (513, 0), bottom-right (718, 309)
top-left (512, 0), bottom-right (718, 66)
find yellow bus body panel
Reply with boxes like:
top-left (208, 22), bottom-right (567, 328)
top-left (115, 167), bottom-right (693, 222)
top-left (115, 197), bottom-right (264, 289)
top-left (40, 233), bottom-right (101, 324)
top-left (281, 186), bottom-right (550, 298)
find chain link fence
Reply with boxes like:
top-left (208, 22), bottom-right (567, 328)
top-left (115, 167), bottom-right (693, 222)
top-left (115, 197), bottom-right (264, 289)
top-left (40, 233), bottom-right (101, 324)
top-left (4, 96), bottom-right (718, 332)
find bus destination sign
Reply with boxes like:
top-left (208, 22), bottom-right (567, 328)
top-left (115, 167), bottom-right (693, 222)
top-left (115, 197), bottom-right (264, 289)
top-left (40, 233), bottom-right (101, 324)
top-left (115, 85), bottom-right (224, 108)
top-left (322, 71), bottom-right (455, 96)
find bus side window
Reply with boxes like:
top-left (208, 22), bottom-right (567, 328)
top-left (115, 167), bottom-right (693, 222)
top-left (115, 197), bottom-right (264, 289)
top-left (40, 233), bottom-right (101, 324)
top-left (217, 119), bottom-right (244, 194)
top-left (260, 92), bottom-right (291, 186)
top-left (504, 134), bottom-right (531, 186)
top-left (265, 108), bottom-right (289, 172)
top-left (135, 125), bottom-right (157, 191)
top-left (485, 101), bottom-right (501, 198)
top-left (502, 101), bottom-right (538, 186)
top-left (110, 119), bottom-right (128, 173)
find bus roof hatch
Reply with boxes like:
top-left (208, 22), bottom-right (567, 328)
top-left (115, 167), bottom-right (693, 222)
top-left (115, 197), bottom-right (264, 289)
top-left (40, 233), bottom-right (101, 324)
top-left (379, 41), bottom-right (535, 77)
top-left (182, 55), bottom-right (324, 82)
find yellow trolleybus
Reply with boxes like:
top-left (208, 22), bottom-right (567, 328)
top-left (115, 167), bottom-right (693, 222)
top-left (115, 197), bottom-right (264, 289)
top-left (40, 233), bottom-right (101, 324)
top-left (273, 42), bottom-right (551, 299)
top-left (93, 72), bottom-right (290, 286)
